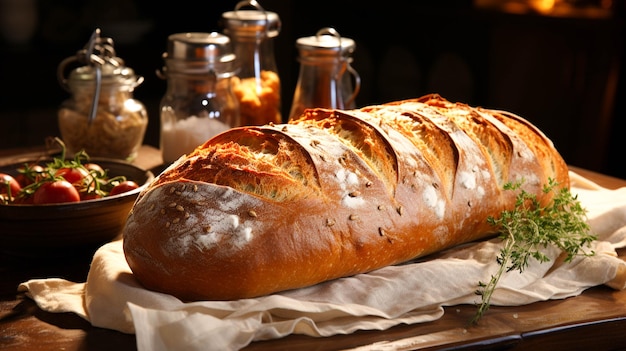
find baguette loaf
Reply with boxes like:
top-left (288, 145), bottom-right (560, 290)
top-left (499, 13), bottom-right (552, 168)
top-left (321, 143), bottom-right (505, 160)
top-left (122, 94), bottom-right (569, 301)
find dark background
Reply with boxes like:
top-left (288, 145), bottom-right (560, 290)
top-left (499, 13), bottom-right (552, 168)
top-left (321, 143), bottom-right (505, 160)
top-left (1, 0), bottom-right (624, 178)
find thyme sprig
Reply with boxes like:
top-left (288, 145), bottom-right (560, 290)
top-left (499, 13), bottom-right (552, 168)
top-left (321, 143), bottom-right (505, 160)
top-left (470, 178), bottom-right (596, 325)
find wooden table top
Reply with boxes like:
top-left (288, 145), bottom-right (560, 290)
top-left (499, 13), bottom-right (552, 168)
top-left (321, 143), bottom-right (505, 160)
top-left (1, 145), bottom-right (626, 351)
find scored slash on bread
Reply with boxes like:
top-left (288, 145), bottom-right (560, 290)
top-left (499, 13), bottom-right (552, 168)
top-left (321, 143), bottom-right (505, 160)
top-left (122, 94), bottom-right (569, 301)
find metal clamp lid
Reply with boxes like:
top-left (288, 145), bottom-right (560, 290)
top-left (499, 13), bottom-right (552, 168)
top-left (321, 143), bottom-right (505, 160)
top-left (296, 27), bottom-right (356, 57)
top-left (57, 29), bottom-right (142, 89)
top-left (221, 0), bottom-right (281, 39)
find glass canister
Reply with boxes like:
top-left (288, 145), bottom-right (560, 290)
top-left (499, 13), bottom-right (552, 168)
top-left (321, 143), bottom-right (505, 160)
top-left (221, 0), bottom-right (282, 126)
top-left (288, 27), bottom-right (361, 121)
top-left (158, 32), bottom-right (240, 164)
top-left (57, 29), bottom-right (148, 162)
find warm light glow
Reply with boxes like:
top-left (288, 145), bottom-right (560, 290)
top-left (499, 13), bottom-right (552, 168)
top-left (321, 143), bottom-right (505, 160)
top-left (530, 0), bottom-right (556, 14)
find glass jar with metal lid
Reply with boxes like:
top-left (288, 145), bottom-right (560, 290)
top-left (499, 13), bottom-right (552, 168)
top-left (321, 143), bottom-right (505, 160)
top-left (157, 32), bottom-right (240, 164)
top-left (288, 27), bottom-right (360, 121)
top-left (57, 29), bottom-right (148, 161)
top-left (221, 0), bottom-right (282, 126)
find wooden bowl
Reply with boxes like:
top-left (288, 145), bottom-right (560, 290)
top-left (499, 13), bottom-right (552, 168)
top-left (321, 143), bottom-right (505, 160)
top-left (0, 158), bottom-right (154, 260)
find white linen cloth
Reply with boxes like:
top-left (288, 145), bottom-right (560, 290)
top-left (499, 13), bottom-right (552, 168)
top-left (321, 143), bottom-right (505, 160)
top-left (19, 171), bottom-right (626, 351)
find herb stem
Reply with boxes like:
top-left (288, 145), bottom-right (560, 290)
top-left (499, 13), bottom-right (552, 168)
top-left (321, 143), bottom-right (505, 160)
top-left (471, 237), bottom-right (514, 325)
top-left (470, 179), bottom-right (596, 325)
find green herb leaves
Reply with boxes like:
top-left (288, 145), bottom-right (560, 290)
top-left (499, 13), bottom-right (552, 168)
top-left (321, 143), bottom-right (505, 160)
top-left (471, 178), bottom-right (596, 325)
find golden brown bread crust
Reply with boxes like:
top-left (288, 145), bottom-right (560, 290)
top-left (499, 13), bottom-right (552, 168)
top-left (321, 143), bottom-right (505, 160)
top-left (122, 94), bottom-right (569, 301)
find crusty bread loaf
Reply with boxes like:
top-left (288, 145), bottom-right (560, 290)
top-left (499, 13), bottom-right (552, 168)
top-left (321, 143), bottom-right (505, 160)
top-left (122, 94), bottom-right (569, 301)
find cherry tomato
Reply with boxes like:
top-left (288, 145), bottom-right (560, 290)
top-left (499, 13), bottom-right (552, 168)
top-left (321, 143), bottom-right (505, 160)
top-left (0, 173), bottom-right (21, 198)
top-left (110, 180), bottom-right (140, 196)
top-left (15, 164), bottom-right (45, 187)
top-left (33, 180), bottom-right (81, 204)
top-left (84, 163), bottom-right (104, 173)
top-left (55, 167), bottom-right (89, 185)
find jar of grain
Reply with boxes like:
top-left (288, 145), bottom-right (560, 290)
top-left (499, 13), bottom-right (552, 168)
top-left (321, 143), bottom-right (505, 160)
top-left (57, 29), bottom-right (147, 162)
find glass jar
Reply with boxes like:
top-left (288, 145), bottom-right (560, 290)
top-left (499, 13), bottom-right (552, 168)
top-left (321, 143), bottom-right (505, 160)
top-left (158, 32), bottom-right (240, 164)
top-left (221, 0), bottom-right (282, 126)
top-left (57, 29), bottom-right (147, 162)
top-left (288, 27), bottom-right (361, 121)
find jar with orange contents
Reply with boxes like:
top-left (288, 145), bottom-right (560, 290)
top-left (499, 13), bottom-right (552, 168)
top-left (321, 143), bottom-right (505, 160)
top-left (221, 0), bottom-right (282, 126)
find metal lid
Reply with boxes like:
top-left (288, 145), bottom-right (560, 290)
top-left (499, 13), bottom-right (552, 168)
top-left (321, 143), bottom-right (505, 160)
top-left (166, 32), bottom-right (234, 61)
top-left (296, 27), bottom-right (355, 58)
top-left (58, 28), bottom-right (143, 90)
top-left (221, 0), bottom-right (281, 38)
top-left (162, 32), bottom-right (237, 76)
top-left (67, 64), bottom-right (139, 87)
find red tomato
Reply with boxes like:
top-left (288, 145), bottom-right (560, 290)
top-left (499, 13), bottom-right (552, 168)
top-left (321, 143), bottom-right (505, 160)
top-left (84, 163), bottom-right (104, 173)
top-left (0, 173), bottom-right (21, 197)
top-left (33, 180), bottom-right (81, 204)
top-left (15, 164), bottom-right (45, 187)
top-left (55, 167), bottom-right (89, 185)
top-left (110, 180), bottom-right (140, 196)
